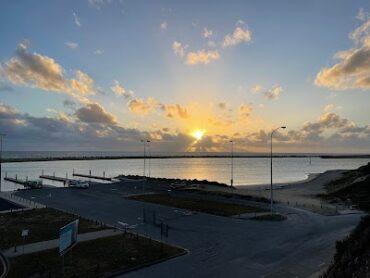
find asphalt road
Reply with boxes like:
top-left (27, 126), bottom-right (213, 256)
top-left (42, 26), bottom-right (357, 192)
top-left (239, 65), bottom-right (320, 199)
top-left (15, 181), bottom-right (362, 278)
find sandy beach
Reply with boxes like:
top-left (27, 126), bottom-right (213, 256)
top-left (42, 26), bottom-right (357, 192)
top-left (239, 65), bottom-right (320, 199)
top-left (202, 169), bottom-right (350, 214)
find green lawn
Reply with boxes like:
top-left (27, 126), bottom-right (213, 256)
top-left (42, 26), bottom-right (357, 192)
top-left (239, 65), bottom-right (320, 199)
top-left (0, 208), bottom-right (105, 249)
top-left (128, 194), bottom-right (266, 216)
top-left (8, 233), bottom-right (185, 278)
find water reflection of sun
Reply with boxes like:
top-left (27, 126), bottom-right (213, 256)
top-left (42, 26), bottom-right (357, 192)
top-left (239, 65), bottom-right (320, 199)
top-left (192, 129), bottom-right (205, 140)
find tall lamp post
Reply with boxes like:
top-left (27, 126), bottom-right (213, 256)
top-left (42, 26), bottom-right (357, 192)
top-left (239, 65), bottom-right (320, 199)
top-left (270, 126), bottom-right (286, 215)
top-left (0, 134), bottom-right (5, 193)
top-left (229, 140), bottom-right (234, 187)
top-left (140, 139), bottom-right (150, 191)
top-left (147, 141), bottom-right (151, 178)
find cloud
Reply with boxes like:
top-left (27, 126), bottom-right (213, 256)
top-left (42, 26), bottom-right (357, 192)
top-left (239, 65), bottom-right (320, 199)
top-left (1, 102), bottom-right (369, 152)
top-left (2, 41), bottom-right (66, 92)
top-left (202, 27), bottom-right (213, 39)
top-left (160, 21), bottom-right (167, 30)
top-left (88, 0), bottom-right (112, 10)
top-left (69, 70), bottom-right (95, 97)
top-left (186, 50), bottom-right (220, 65)
top-left (94, 49), bottom-right (103, 55)
top-left (264, 86), bottom-right (283, 100)
top-left (47, 108), bottom-right (73, 123)
top-left (324, 104), bottom-right (334, 112)
top-left (63, 99), bottom-right (76, 109)
top-left (172, 41), bottom-right (187, 57)
top-left (111, 81), bottom-right (125, 96)
top-left (208, 117), bottom-right (233, 127)
top-left (0, 103), bottom-right (17, 117)
top-left (127, 97), bottom-right (160, 116)
top-left (299, 111), bottom-right (370, 144)
top-left (110, 80), bottom-right (133, 99)
top-left (315, 13), bottom-right (370, 90)
top-left (0, 41), bottom-right (95, 101)
top-left (0, 102), bottom-right (148, 150)
top-left (222, 21), bottom-right (252, 48)
top-left (238, 103), bottom-right (253, 120)
top-left (218, 102), bottom-right (227, 110)
top-left (72, 11), bottom-right (81, 27)
top-left (357, 8), bottom-right (368, 21)
top-left (75, 103), bottom-right (117, 124)
top-left (251, 84), bottom-right (263, 93)
top-left (161, 104), bottom-right (189, 119)
top-left (65, 41), bottom-right (79, 49)
top-left (207, 41), bottom-right (216, 48)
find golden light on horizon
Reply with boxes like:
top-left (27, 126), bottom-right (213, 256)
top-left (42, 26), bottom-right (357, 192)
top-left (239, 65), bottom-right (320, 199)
top-left (192, 129), bottom-right (205, 141)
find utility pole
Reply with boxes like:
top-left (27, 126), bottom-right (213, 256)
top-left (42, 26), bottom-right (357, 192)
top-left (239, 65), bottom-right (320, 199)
top-left (270, 126), bottom-right (286, 215)
top-left (140, 139), bottom-right (151, 191)
top-left (0, 134), bottom-right (5, 192)
top-left (230, 140), bottom-right (234, 187)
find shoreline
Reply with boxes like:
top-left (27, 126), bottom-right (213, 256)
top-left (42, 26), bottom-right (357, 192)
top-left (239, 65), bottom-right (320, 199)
top-left (2, 154), bottom-right (370, 163)
top-left (236, 172), bottom-right (320, 189)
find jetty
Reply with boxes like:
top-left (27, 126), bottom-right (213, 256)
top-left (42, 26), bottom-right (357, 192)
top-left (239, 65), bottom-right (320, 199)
top-left (4, 175), bottom-right (43, 189)
top-left (39, 175), bottom-right (73, 184)
top-left (72, 170), bottom-right (112, 181)
top-left (39, 173), bottom-right (90, 189)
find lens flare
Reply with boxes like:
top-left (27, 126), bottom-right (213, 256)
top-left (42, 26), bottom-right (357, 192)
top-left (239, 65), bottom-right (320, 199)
top-left (192, 129), bottom-right (205, 140)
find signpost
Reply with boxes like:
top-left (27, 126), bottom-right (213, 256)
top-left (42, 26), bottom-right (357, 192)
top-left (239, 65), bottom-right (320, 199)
top-left (21, 229), bottom-right (29, 254)
top-left (59, 219), bottom-right (79, 276)
top-left (59, 219), bottom-right (79, 256)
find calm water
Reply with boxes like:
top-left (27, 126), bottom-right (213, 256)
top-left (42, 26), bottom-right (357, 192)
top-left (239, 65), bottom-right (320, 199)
top-left (1, 157), bottom-right (369, 192)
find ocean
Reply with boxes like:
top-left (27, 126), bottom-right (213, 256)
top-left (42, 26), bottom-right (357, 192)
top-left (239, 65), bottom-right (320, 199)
top-left (1, 152), bottom-right (369, 192)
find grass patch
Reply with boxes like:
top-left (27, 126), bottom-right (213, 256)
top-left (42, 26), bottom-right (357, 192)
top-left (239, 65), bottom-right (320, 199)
top-left (128, 193), bottom-right (266, 216)
top-left (0, 208), bottom-right (105, 249)
top-left (7, 233), bottom-right (185, 278)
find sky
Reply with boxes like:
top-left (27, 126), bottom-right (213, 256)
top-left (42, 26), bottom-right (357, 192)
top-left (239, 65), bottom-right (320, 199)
top-left (0, 0), bottom-right (370, 153)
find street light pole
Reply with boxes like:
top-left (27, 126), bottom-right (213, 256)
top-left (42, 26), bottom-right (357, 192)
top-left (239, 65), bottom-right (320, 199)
top-left (270, 126), bottom-right (286, 215)
top-left (0, 134), bottom-right (5, 193)
top-left (140, 139), bottom-right (151, 191)
top-left (147, 140), bottom-right (151, 178)
top-left (230, 140), bottom-right (234, 187)
top-left (141, 140), bottom-right (146, 177)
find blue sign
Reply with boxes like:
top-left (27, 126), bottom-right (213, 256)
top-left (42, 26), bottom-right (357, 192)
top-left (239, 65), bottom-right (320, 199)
top-left (59, 219), bottom-right (79, 256)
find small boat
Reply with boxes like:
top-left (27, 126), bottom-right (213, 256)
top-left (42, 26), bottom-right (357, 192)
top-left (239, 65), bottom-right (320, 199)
top-left (25, 180), bottom-right (43, 189)
top-left (66, 180), bottom-right (89, 189)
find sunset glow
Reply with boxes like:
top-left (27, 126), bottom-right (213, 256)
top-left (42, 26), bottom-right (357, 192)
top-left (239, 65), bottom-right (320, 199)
top-left (0, 1), bottom-right (369, 153)
top-left (192, 130), bottom-right (205, 141)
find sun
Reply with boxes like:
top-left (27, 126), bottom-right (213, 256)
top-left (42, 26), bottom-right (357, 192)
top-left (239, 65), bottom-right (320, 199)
top-left (192, 129), bottom-right (205, 140)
